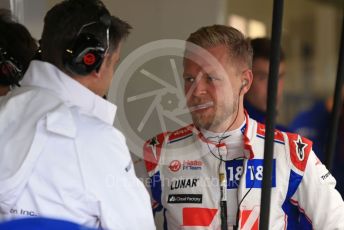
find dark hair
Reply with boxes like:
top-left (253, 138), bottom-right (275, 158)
top-left (186, 24), bottom-right (253, 69)
top-left (250, 37), bottom-right (285, 62)
top-left (41, 0), bottom-right (131, 71)
top-left (0, 9), bottom-right (38, 86)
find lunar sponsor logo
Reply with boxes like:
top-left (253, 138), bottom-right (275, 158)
top-left (168, 194), bottom-right (202, 204)
top-left (170, 178), bottom-right (200, 190)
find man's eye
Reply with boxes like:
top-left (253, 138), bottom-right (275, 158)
top-left (184, 77), bottom-right (195, 83)
top-left (207, 75), bottom-right (217, 81)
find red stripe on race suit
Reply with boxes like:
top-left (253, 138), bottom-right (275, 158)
top-left (168, 124), bottom-right (194, 142)
top-left (182, 207), bottom-right (217, 226)
top-left (256, 122), bottom-right (284, 143)
top-left (240, 209), bottom-right (259, 230)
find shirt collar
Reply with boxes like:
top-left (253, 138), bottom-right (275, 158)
top-left (195, 110), bottom-right (254, 159)
top-left (21, 60), bottom-right (116, 125)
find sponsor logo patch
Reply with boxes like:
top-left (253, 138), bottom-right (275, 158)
top-left (170, 178), bottom-right (199, 190)
top-left (169, 160), bottom-right (203, 172)
top-left (169, 160), bottom-right (182, 172)
top-left (321, 171), bottom-right (331, 180)
top-left (168, 194), bottom-right (202, 204)
top-left (182, 160), bottom-right (203, 170)
top-left (294, 136), bottom-right (308, 161)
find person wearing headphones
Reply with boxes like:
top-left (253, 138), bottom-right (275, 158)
top-left (244, 37), bottom-right (288, 131)
top-left (0, 0), bottom-right (155, 229)
top-left (143, 25), bottom-right (344, 229)
top-left (0, 9), bottom-right (37, 96)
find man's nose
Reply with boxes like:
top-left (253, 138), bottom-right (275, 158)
top-left (192, 76), bottom-right (207, 97)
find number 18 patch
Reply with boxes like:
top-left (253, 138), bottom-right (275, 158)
top-left (226, 159), bottom-right (276, 189)
top-left (246, 159), bottom-right (276, 188)
top-left (226, 160), bottom-right (244, 189)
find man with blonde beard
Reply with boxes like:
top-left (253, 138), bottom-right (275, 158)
top-left (144, 25), bottom-right (344, 229)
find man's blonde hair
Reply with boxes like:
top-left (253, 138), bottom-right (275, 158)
top-left (186, 25), bottom-right (253, 70)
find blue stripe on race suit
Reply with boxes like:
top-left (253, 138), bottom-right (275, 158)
top-left (150, 171), bottom-right (163, 215)
top-left (226, 159), bottom-right (276, 189)
top-left (282, 170), bottom-right (312, 229)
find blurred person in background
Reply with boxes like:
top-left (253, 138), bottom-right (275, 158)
top-left (0, 9), bottom-right (37, 96)
top-left (244, 37), bottom-right (288, 131)
top-left (290, 87), bottom-right (344, 197)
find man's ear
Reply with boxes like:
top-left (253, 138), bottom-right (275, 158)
top-left (240, 69), bottom-right (253, 95)
top-left (93, 70), bottom-right (102, 79)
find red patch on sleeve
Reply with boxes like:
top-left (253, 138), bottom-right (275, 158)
top-left (182, 207), bottom-right (217, 226)
top-left (168, 125), bottom-right (193, 142)
top-left (143, 132), bottom-right (167, 173)
top-left (287, 133), bottom-right (312, 172)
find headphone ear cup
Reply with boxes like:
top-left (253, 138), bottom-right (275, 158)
top-left (63, 33), bottom-right (105, 75)
top-left (0, 49), bottom-right (23, 86)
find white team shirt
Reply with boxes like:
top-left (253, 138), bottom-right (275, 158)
top-left (0, 61), bottom-right (156, 230)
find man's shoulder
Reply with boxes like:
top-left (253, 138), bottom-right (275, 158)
top-left (143, 124), bottom-right (195, 173)
top-left (283, 131), bottom-right (313, 173)
top-left (76, 113), bottom-right (126, 145)
top-left (254, 121), bottom-right (285, 145)
top-left (144, 124), bottom-right (195, 148)
top-left (75, 115), bottom-right (131, 169)
top-left (253, 121), bottom-right (313, 172)
top-left (166, 124), bottom-right (195, 144)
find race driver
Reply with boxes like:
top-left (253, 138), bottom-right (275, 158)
top-left (143, 25), bottom-right (344, 229)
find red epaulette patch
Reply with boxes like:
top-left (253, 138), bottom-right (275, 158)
top-left (256, 122), bottom-right (285, 143)
top-left (287, 132), bottom-right (313, 172)
top-left (143, 132), bottom-right (168, 173)
top-left (167, 124), bottom-right (194, 143)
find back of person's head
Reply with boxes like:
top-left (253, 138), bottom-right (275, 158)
top-left (0, 9), bottom-right (37, 87)
top-left (250, 37), bottom-right (285, 62)
top-left (41, 0), bottom-right (131, 76)
top-left (185, 25), bottom-right (253, 70)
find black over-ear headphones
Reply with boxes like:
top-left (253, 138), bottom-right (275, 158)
top-left (0, 47), bottom-right (23, 86)
top-left (63, 13), bottom-right (111, 76)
